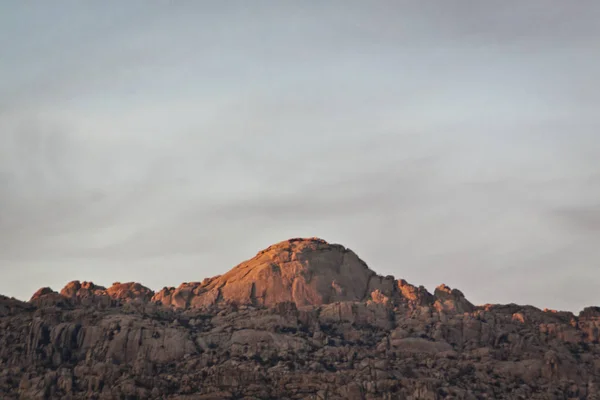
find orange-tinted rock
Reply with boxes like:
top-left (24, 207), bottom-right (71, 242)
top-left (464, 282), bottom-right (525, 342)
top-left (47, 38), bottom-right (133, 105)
top-left (434, 283), bottom-right (474, 313)
top-left (60, 280), bottom-right (106, 299)
top-left (56, 280), bottom-right (154, 307)
top-left (105, 282), bottom-right (154, 302)
top-left (153, 238), bottom-right (380, 308)
top-left (396, 279), bottom-right (434, 306)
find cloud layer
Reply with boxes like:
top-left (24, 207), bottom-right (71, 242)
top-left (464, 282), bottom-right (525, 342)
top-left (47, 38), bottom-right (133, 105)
top-left (1, 1), bottom-right (599, 311)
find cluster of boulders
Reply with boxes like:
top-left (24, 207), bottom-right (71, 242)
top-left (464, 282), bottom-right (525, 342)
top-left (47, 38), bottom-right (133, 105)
top-left (1, 238), bottom-right (600, 399)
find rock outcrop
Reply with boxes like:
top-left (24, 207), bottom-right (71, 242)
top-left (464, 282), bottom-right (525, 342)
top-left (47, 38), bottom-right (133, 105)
top-left (152, 238), bottom-right (382, 308)
top-left (1, 237), bottom-right (599, 399)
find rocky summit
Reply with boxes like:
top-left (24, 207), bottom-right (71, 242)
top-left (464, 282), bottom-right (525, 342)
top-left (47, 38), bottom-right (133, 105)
top-left (1, 238), bottom-right (600, 399)
top-left (152, 238), bottom-right (387, 309)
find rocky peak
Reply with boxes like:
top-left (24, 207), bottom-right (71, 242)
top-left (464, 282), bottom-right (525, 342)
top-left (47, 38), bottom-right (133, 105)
top-left (105, 282), bottom-right (154, 302)
top-left (579, 306), bottom-right (600, 319)
top-left (60, 280), bottom-right (106, 299)
top-left (433, 283), bottom-right (474, 313)
top-left (34, 238), bottom-right (472, 312)
top-left (396, 279), bottom-right (434, 306)
top-left (26, 238), bottom-right (476, 314)
top-left (30, 287), bottom-right (56, 300)
top-left (0, 295), bottom-right (32, 317)
top-left (29, 281), bottom-right (155, 308)
top-left (154, 237), bottom-right (378, 309)
top-left (150, 238), bottom-right (473, 311)
top-left (29, 287), bottom-right (70, 308)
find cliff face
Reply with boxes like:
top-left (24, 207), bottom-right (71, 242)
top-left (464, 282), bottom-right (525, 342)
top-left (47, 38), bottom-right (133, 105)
top-left (2, 238), bottom-right (600, 399)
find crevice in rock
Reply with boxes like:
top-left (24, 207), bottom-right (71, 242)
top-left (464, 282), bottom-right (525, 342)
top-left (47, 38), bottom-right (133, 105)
top-left (250, 283), bottom-right (258, 307)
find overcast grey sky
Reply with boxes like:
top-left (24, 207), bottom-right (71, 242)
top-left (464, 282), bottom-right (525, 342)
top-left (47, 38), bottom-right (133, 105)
top-left (1, 1), bottom-right (599, 312)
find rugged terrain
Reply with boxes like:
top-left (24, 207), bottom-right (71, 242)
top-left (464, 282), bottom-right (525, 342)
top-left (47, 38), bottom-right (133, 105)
top-left (1, 238), bottom-right (599, 399)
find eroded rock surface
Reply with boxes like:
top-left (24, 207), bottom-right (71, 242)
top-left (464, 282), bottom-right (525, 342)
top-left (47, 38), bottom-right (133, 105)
top-left (1, 238), bottom-right (599, 399)
top-left (152, 238), bottom-right (383, 309)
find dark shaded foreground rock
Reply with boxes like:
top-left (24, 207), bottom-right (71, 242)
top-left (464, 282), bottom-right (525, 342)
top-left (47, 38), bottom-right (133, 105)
top-left (1, 238), bottom-right (599, 399)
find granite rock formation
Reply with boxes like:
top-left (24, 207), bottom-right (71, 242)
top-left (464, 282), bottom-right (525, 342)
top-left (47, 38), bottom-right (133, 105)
top-left (1, 238), bottom-right (599, 399)
top-left (151, 238), bottom-right (397, 309)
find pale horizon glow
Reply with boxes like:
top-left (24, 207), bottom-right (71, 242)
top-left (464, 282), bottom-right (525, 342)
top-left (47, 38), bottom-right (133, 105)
top-left (1, 2), bottom-right (600, 312)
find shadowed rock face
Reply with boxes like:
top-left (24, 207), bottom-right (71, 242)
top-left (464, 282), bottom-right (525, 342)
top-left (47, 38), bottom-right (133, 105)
top-left (2, 238), bottom-right (600, 399)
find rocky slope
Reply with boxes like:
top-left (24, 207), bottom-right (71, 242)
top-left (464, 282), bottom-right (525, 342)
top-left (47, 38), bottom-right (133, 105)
top-left (1, 238), bottom-right (600, 399)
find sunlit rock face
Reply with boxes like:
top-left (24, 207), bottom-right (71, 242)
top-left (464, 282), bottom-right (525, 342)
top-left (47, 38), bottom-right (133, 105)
top-left (28, 238), bottom-right (443, 311)
top-left (151, 238), bottom-right (455, 310)
top-left (153, 238), bottom-right (380, 308)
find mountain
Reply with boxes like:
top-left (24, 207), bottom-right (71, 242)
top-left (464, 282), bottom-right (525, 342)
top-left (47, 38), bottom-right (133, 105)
top-left (152, 238), bottom-right (380, 308)
top-left (2, 238), bottom-right (600, 399)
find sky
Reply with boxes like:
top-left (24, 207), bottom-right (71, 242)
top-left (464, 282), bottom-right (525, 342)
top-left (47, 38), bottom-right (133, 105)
top-left (1, 1), bottom-right (599, 312)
